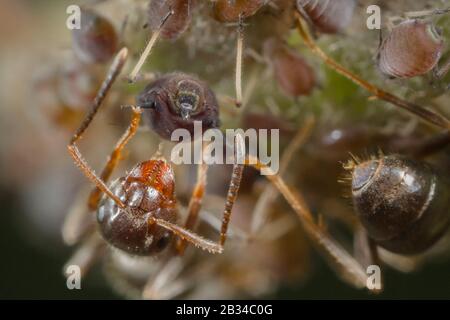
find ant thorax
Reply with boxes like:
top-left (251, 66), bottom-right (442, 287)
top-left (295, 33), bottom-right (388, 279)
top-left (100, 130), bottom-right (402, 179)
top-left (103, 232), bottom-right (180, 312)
top-left (97, 159), bottom-right (177, 256)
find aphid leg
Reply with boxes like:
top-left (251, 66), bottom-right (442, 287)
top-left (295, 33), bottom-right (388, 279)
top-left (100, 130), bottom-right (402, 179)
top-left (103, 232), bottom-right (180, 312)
top-left (148, 217), bottom-right (223, 254)
top-left (353, 227), bottom-right (383, 292)
top-left (68, 48), bottom-right (129, 209)
top-left (434, 57), bottom-right (450, 80)
top-left (245, 154), bottom-right (371, 290)
top-left (176, 142), bottom-right (209, 255)
top-left (87, 106), bottom-right (142, 210)
top-left (234, 15), bottom-right (244, 108)
top-left (250, 116), bottom-right (315, 235)
top-left (63, 233), bottom-right (106, 279)
top-left (295, 14), bottom-right (450, 130)
top-left (403, 7), bottom-right (450, 19)
top-left (128, 9), bottom-right (174, 82)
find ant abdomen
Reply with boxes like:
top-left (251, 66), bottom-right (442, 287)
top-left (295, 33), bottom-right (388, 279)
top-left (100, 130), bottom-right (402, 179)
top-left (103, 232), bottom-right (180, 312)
top-left (296, 0), bottom-right (356, 34)
top-left (97, 160), bottom-right (177, 255)
top-left (350, 155), bottom-right (450, 254)
top-left (137, 73), bottom-right (220, 140)
top-left (72, 8), bottom-right (118, 64)
top-left (378, 20), bottom-right (444, 79)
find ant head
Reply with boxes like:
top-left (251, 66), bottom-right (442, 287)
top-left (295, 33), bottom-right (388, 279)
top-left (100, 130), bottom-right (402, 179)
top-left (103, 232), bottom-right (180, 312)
top-left (136, 73), bottom-right (220, 140)
top-left (97, 159), bottom-right (177, 255)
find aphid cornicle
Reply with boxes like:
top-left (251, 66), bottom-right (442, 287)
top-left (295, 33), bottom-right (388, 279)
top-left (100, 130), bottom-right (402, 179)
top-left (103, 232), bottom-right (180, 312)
top-left (137, 73), bottom-right (220, 140)
top-left (263, 38), bottom-right (316, 97)
top-left (296, 0), bottom-right (356, 34)
top-left (72, 8), bottom-right (118, 64)
top-left (377, 20), bottom-right (444, 79)
top-left (350, 155), bottom-right (450, 254)
top-left (97, 159), bottom-right (177, 255)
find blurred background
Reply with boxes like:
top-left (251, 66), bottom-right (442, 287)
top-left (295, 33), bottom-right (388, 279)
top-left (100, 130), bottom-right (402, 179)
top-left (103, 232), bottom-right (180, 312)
top-left (1, 0), bottom-right (450, 299)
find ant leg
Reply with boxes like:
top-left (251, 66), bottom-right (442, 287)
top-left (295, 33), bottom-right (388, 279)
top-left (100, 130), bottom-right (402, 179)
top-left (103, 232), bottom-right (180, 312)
top-left (219, 135), bottom-right (246, 246)
top-left (354, 227), bottom-right (383, 292)
top-left (128, 10), bottom-right (174, 82)
top-left (234, 15), bottom-right (244, 108)
top-left (176, 142), bottom-right (209, 254)
top-left (68, 48), bottom-right (129, 209)
top-left (148, 217), bottom-right (223, 254)
top-left (250, 116), bottom-right (315, 235)
top-left (62, 187), bottom-right (96, 245)
top-left (63, 233), bottom-right (106, 279)
top-left (245, 154), bottom-right (370, 290)
top-left (295, 14), bottom-right (450, 130)
top-left (87, 107), bottom-right (142, 210)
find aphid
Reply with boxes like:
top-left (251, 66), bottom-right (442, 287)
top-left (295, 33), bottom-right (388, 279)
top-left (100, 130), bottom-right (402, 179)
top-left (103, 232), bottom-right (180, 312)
top-left (136, 73), bottom-right (220, 140)
top-left (147, 0), bottom-right (192, 39)
top-left (212, 0), bottom-right (266, 23)
top-left (349, 154), bottom-right (450, 254)
top-left (72, 8), bottom-right (118, 64)
top-left (263, 38), bottom-right (316, 97)
top-left (377, 20), bottom-right (445, 79)
top-left (296, 0), bottom-right (356, 34)
top-left (128, 0), bottom-right (191, 81)
top-left (295, 13), bottom-right (450, 130)
top-left (130, 0), bottom-right (259, 108)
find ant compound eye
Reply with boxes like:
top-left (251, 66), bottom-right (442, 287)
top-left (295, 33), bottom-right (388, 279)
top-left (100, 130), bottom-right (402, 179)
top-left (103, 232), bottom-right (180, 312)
top-left (136, 73), bottom-right (220, 140)
top-left (351, 159), bottom-right (379, 191)
top-left (350, 155), bottom-right (450, 254)
top-left (378, 20), bottom-right (444, 78)
top-left (72, 9), bottom-right (118, 64)
top-left (296, 0), bottom-right (356, 34)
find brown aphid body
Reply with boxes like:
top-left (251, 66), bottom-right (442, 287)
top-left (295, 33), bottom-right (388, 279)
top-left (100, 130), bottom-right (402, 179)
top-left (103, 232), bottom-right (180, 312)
top-left (378, 20), bottom-right (444, 79)
top-left (264, 38), bottom-right (316, 97)
top-left (148, 0), bottom-right (193, 39)
top-left (97, 159), bottom-right (177, 256)
top-left (72, 9), bottom-right (118, 64)
top-left (137, 73), bottom-right (220, 140)
top-left (296, 0), bottom-right (356, 34)
top-left (213, 0), bottom-right (266, 23)
top-left (351, 155), bottom-right (450, 254)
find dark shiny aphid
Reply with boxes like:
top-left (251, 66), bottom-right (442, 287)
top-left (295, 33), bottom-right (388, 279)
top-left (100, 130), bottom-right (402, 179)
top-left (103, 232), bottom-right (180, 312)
top-left (137, 73), bottom-right (220, 140)
top-left (97, 159), bottom-right (177, 255)
top-left (296, 0), bottom-right (356, 34)
top-left (263, 38), bottom-right (316, 97)
top-left (148, 0), bottom-right (193, 39)
top-left (378, 20), bottom-right (444, 79)
top-left (72, 9), bottom-right (118, 64)
top-left (213, 0), bottom-right (265, 23)
top-left (350, 155), bottom-right (450, 254)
